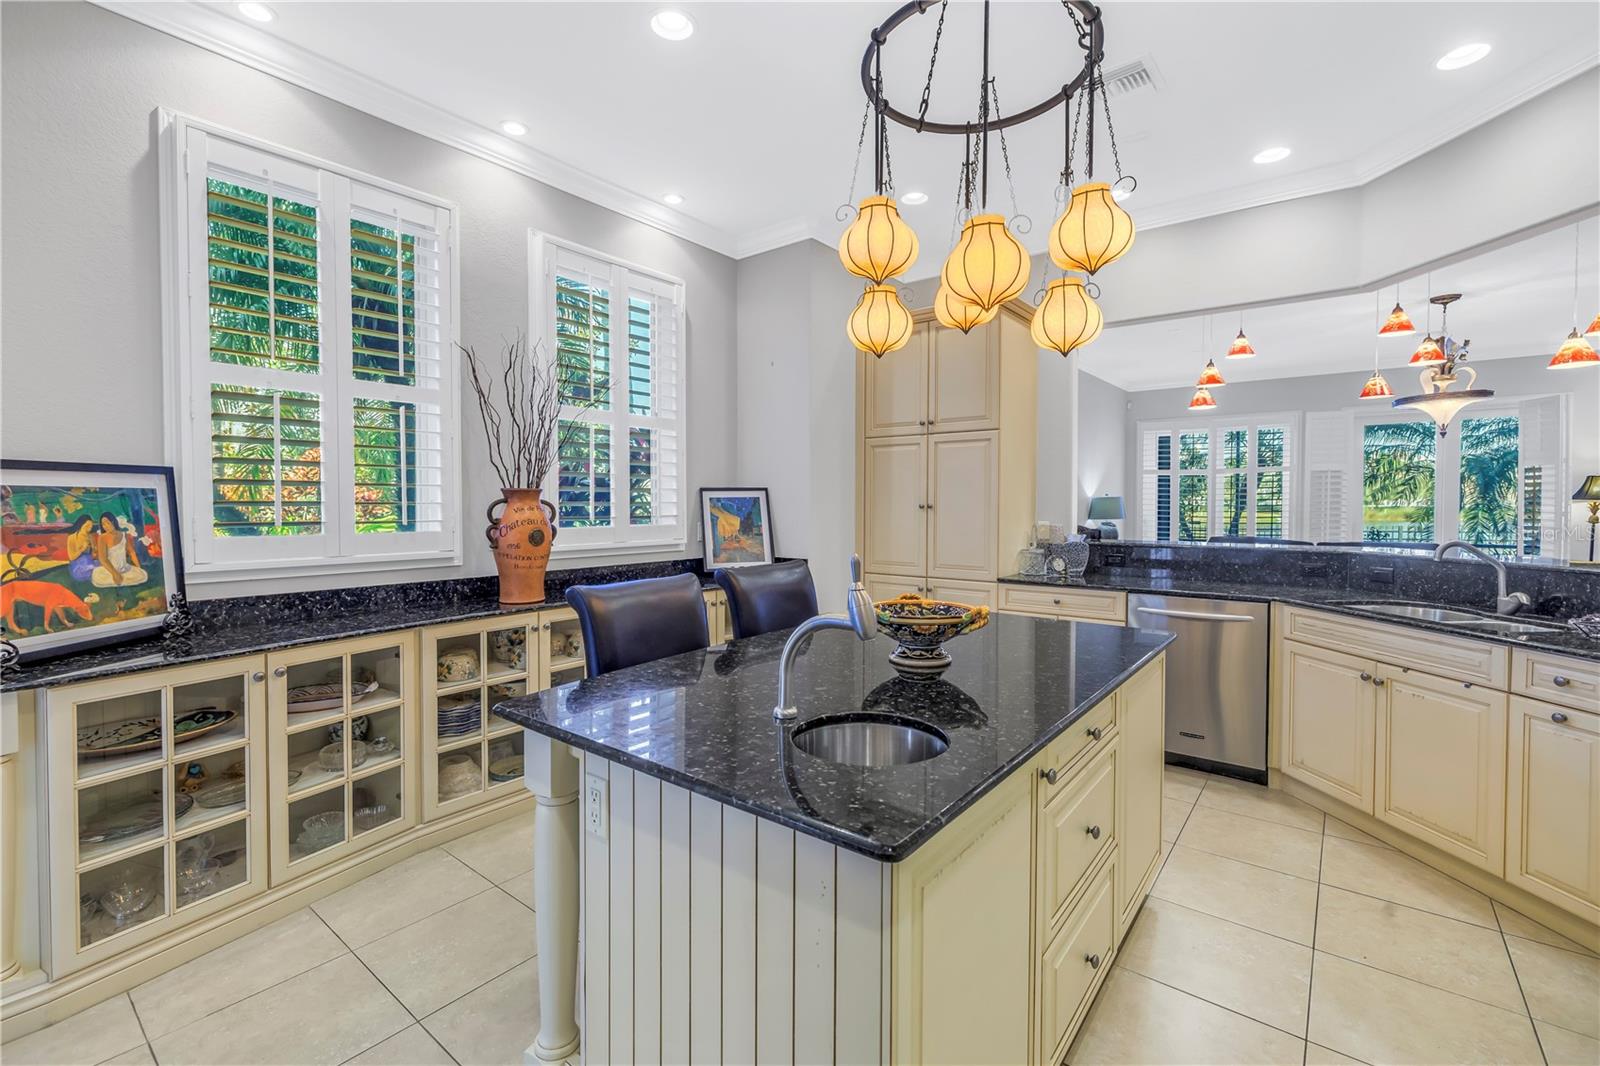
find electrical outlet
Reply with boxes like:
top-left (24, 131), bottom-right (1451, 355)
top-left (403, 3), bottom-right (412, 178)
top-left (585, 774), bottom-right (607, 840)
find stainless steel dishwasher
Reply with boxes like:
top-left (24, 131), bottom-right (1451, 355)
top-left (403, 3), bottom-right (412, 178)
top-left (1127, 594), bottom-right (1269, 779)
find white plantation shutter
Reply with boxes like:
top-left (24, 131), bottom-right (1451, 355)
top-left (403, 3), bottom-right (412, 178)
top-left (1304, 411), bottom-right (1353, 544)
top-left (1517, 394), bottom-right (1567, 559)
top-left (1138, 429), bottom-right (1173, 541)
top-left (170, 116), bottom-right (458, 577)
top-left (534, 234), bottom-right (687, 551)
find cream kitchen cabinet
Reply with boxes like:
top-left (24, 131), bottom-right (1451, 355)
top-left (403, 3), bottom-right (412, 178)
top-left (861, 323), bottom-right (931, 438)
top-left (1280, 642), bottom-right (1377, 813)
top-left (861, 316), bottom-right (1001, 437)
top-left (863, 431), bottom-right (999, 583)
top-left (1115, 656), bottom-right (1165, 936)
top-left (1506, 695), bottom-right (1600, 924)
top-left (862, 436), bottom-right (927, 578)
top-left (1375, 668), bottom-right (1507, 875)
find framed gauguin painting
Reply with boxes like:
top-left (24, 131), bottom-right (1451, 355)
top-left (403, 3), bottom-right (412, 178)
top-left (700, 487), bottom-right (774, 570)
top-left (1, 461), bottom-right (185, 661)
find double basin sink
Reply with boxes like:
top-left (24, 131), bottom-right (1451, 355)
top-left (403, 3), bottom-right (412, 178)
top-left (1335, 600), bottom-right (1570, 638)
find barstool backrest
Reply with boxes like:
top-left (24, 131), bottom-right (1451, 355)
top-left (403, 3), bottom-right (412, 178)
top-left (565, 572), bottom-right (710, 677)
top-left (713, 560), bottom-right (819, 640)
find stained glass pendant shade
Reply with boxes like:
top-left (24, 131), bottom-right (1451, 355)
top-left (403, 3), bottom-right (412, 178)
top-left (1196, 359), bottom-right (1226, 387)
top-left (1549, 329), bottom-right (1600, 370)
top-left (1188, 386), bottom-right (1217, 411)
top-left (1379, 302), bottom-right (1416, 337)
top-left (1358, 371), bottom-right (1394, 399)
top-left (1409, 335), bottom-right (1445, 365)
top-left (1226, 329), bottom-right (1256, 359)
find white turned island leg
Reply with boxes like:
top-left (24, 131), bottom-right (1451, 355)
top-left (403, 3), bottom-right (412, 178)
top-left (522, 732), bottom-right (582, 1064)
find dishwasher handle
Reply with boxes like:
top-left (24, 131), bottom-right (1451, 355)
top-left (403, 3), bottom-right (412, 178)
top-left (1133, 606), bottom-right (1258, 624)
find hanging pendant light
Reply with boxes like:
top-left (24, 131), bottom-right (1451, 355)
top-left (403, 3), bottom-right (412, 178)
top-left (1378, 283), bottom-right (1416, 336)
top-left (1226, 329), bottom-right (1256, 359)
top-left (1585, 312), bottom-right (1600, 339)
top-left (1549, 222), bottom-right (1600, 370)
top-left (846, 284), bottom-right (914, 358)
top-left (1049, 182), bottom-right (1135, 274)
top-left (1188, 386), bottom-right (1217, 411)
top-left (838, 195), bottom-right (919, 283)
top-left (1030, 276), bottom-right (1102, 356)
top-left (1391, 293), bottom-right (1491, 435)
top-left (1359, 292), bottom-right (1393, 399)
top-left (934, 284), bottom-right (997, 333)
top-left (1196, 358), bottom-right (1226, 388)
top-left (1407, 273), bottom-right (1443, 363)
top-left (943, 214), bottom-right (1031, 313)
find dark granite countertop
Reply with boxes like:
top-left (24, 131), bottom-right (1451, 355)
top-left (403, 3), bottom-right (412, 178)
top-left (2, 563), bottom-right (727, 692)
top-left (492, 615), bottom-right (1174, 862)
top-left (998, 571), bottom-right (1600, 663)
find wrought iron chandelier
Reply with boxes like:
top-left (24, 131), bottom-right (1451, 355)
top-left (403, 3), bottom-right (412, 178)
top-left (839, 0), bottom-right (1134, 357)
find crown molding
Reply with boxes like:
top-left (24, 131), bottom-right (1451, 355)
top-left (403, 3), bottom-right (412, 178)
top-left (93, 0), bottom-right (746, 258)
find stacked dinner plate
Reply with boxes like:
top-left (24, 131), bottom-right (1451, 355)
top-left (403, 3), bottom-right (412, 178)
top-left (436, 696), bottom-right (481, 739)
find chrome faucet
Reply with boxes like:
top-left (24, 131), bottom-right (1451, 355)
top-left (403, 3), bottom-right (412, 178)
top-left (1434, 540), bottom-right (1531, 616)
top-left (773, 554), bottom-right (878, 720)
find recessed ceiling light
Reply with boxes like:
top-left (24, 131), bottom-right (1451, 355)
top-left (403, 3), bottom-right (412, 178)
top-left (1436, 42), bottom-right (1491, 70)
top-left (499, 119), bottom-right (528, 137)
top-left (901, 191), bottom-right (929, 205)
top-left (1252, 146), bottom-right (1291, 165)
top-left (237, 2), bottom-right (274, 22)
top-left (650, 9), bottom-right (695, 41)
top-left (1111, 186), bottom-right (1132, 203)
top-left (662, 192), bottom-right (685, 206)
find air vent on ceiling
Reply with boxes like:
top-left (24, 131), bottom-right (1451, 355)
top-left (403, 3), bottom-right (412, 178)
top-left (1101, 59), bottom-right (1161, 98)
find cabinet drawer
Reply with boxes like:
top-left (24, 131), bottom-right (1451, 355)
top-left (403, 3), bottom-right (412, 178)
top-left (1040, 742), bottom-right (1118, 935)
top-left (1040, 699), bottom-right (1117, 799)
top-left (926, 578), bottom-right (997, 610)
top-left (1039, 857), bottom-right (1116, 1063)
top-left (998, 584), bottom-right (1126, 624)
top-left (1512, 650), bottom-right (1599, 713)
top-left (1280, 606), bottom-right (1507, 688)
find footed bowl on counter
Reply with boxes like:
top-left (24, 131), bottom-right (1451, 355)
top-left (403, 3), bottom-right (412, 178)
top-left (872, 594), bottom-right (990, 678)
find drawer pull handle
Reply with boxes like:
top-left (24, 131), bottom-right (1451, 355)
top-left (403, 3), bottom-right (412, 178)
top-left (1085, 953), bottom-right (1102, 970)
top-left (1553, 675), bottom-right (1571, 688)
top-left (251, 671), bottom-right (265, 683)
top-left (1552, 711), bottom-right (1570, 724)
top-left (1041, 766), bottom-right (1061, 785)
top-left (1359, 672), bottom-right (1372, 682)
top-left (273, 666), bottom-right (287, 678)
top-left (1087, 726), bottom-right (1104, 741)
top-left (1086, 825), bottom-right (1102, 840)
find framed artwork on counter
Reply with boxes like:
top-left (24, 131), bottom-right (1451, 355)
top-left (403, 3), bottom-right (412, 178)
top-left (1, 460), bottom-right (185, 661)
top-left (699, 487), bottom-right (774, 570)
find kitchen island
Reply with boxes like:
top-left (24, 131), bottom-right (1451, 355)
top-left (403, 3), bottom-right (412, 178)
top-left (494, 613), bottom-right (1172, 1064)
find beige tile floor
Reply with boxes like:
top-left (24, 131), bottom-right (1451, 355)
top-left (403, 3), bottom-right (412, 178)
top-left (1069, 765), bottom-right (1600, 1066)
top-left (7, 772), bottom-right (1599, 1065)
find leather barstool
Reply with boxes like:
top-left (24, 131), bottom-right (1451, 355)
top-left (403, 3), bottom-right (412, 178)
top-left (713, 560), bottom-right (819, 639)
top-left (565, 571), bottom-right (710, 677)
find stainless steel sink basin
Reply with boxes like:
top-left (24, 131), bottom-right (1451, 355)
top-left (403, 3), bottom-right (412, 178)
top-left (1445, 617), bottom-right (1568, 637)
top-left (791, 716), bottom-right (949, 767)
top-left (1337, 602), bottom-right (1485, 623)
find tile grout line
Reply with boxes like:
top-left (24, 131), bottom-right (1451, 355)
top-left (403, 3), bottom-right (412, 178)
top-left (1164, 839), bottom-right (1322, 886)
top-left (124, 990), bottom-right (157, 1066)
top-left (1108, 964), bottom-right (1313, 1048)
top-left (1304, 813), bottom-right (1325, 1066)
top-left (1492, 894), bottom-right (1551, 1066)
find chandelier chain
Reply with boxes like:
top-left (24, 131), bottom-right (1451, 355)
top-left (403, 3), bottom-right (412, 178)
top-left (1097, 69), bottom-right (1125, 182)
top-left (989, 81), bottom-right (1024, 226)
top-left (915, 0), bottom-right (950, 133)
top-left (841, 102), bottom-right (871, 216)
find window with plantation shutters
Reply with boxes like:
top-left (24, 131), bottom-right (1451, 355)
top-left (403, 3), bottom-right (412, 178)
top-left (164, 114), bottom-right (459, 579)
top-left (531, 234), bottom-right (686, 553)
top-left (1138, 415), bottom-right (1298, 542)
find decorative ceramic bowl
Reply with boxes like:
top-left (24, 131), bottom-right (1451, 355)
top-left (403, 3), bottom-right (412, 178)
top-left (437, 647), bottom-right (480, 683)
top-left (489, 629), bottom-right (526, 670)
top-left (872, 595), bottom-right (990, 678)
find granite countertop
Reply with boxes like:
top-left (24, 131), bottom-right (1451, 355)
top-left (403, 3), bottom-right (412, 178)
top-left (492, 614), bottom-right (1174, 862)
top-left (998, 572), bottom-right (1600, 662)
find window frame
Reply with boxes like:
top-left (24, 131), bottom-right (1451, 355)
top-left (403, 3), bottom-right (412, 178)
top-left (527, 231), bottom-right (688, 559)
top-left (1136, 412), bottom-right (1300, 542)
top-left (159, 110), bottom-right (462, 582)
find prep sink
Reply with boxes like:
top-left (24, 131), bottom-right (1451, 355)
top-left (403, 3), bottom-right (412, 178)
top-left (791, 715), bottom-right (949, 767)
top-left (1335, 601), bottom-right (1569, 636)
top-left (1339, 602), bottom-right (1485, 623)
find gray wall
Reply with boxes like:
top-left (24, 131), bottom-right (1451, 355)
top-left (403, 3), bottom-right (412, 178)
top-left (0, 1), bottom-right (740, 598)
top-left (1077, 370), bottom-right (1129, 519)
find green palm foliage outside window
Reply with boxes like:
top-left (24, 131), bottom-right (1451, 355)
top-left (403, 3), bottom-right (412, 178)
top-left (1362, 421), bottom-right (1436, 543)
top-left (1458, 416), bottom-right (1518, 556)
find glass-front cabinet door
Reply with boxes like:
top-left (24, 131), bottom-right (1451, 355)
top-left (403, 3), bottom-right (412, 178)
top-left (267, 632), bottom-right (417, 885)
top-left (421, 613), bottom-right (559, 820)
top-left (45, 656), bottom-right (269, 976)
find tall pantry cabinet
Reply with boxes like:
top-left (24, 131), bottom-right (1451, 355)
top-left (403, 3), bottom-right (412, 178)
top-left (856, 302), bottom-right (1039, 609)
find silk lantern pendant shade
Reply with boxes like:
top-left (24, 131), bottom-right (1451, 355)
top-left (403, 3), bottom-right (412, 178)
top-left (942, 214), bottom-right (1031, 312)
top-left (1048, 182), bottom-right (1136, 275)
top-left (846, 284), bottom-right (914, 357)
top-left (1030, 277), bottom-right (1103, 357)
top-left (934, 284), bottom-right (999, 333)
top-left (837, 195), bottom-right (919, 284)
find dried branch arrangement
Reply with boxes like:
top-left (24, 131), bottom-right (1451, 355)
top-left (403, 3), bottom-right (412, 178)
top-left (458, 334), bottom-right (583, 490)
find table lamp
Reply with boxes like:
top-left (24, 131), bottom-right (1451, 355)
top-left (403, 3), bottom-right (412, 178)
top-left (1575, 476), bottom-right (1600, 564)
top-left (1087, 495), bottom-right (1125, 540)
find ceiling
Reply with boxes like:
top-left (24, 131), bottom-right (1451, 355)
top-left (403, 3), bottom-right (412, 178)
top-left (1076, 219), bottom-right (1600, 392)
top-left (106, 1), bottom-right (1598, 258)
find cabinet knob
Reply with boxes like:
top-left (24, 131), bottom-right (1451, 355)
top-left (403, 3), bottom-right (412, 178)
top-left (273, 666), bottom-right (287, 678)
top-left (1553, 675), bottom-right (1571, 688)
top-left (1052, 598), bottom-right (1062, 605)
top-left (1086, 725), bottom-right (1103, 741)
top-left (917, 420), bottom-right (926, 426)
top-left (251, 671), bottom-right (265, 683)
top-left (1085, 953), bottom-right (1102, 970)
top-left (543, 623), bottom-right (552, 631)
top-left (1086, 825), bottom-right (1102, 840)
top-left (925, 504), bottom-right (934, 512)
top-left (1040, 766), bottom-right (1060, 785)
top-left (1372, 677), bottom-right (1385, 687)
top-left (918, 503), bottom-right (926, 510)
top-left (1359, 672), bottom-right (1372, 682)
top-left (1552, 711), bottom-right (1570, 724)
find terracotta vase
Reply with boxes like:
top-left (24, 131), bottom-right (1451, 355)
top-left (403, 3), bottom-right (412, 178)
top-left (485, 488), bottom-right (557, 605)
